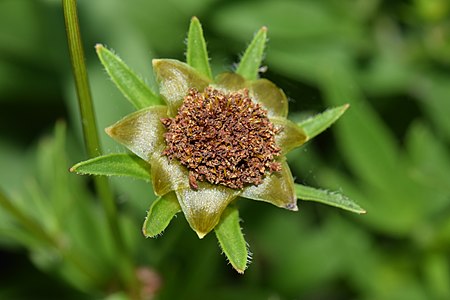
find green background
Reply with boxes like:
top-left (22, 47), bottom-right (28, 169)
top-left (1, 0), bottom-right (449, 299)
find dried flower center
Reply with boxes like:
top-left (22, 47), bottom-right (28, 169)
top-left (161, 87), bottom-right (281, 189)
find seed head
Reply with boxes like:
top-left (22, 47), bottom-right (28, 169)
top-left (162, 87), bottom-right (281, 189)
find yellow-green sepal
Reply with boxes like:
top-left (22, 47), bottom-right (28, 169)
top-left (242, 161), bottom-right (297, 211)
top-left (248, 79), bottom-right (289, 118)
top-left (150, 154), bottom-right (190, 196)
top-left (175, 184), bottom-right (240, 239)
top-left (214, 72), bottom-right (246, 91)
top-left (214, 73), bottom-right (289, 118)
top-left (153, 59), bottom-right (211, 116)
top-left (105, 106), bottom-right (168, 162)
top-left (271, 117), bottom-right (308, 154)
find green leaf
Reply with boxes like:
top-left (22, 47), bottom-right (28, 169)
top-left (0, 189), bottom-right (53, 246)
top-left (70, 153), bottom-right (151, 182)
top-left (405, 122), bottom-right (450, 194)
top-left (424, 253), bottom-right (450, 299)
top-left (214, 206), bottom-right (248, 274)
top-left (236, 27), bottom-right (267, 81)
top-left (186, 16), bottom-right (212, 80)
top-left (143, 193), bottom-right (181, 238)
top-left (298, 104), bottom-right (349, 141)
top-left (295, 183), bottom-right (366, 214)
top-left (321, 67), bottom-right (401, 189)
top-left (96, 44), bottom-right (163, 109)
top-left (419, 75), bottom-right (450, 142)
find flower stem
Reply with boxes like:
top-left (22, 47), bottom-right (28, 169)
top-left (62, 0), bottom-right (138, 296)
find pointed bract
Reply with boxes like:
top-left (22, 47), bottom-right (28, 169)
top-left (298, 104), bottom-right (349, 142)
top-left (187, 16), bottom-right (213, 79)
top-left (236, 27), bottom-right (268, 81)
top-left (214, 207), bottom-right (248, 273)
top-left (96, 44), bottom-right (163, 109)
top-left (70, 153), bottom-right (151, 182)
top-left (295, 183), bottom-right (366, 214)
top-left (143, 193), bottom-right (181, 237)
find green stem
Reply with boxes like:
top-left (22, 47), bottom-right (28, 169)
top-left (62, 0), bottom-right (138, 296)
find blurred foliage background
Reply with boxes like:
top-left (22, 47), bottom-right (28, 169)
top-left (1, 0), bottom-right (450, 299)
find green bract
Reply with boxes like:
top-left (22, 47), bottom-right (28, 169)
top-left (71, 17), bottom-right (364, 273)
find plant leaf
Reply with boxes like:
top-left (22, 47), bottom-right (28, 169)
top-left (186, 16), bottom-right (212, 80)
top-left (321, 68), bottom-right (400, 189)
top-left (70, 153), bottom-right (151, 182)
top-left (0, 189), bottom-right (53, 246)
top-left (298, 104), bottom-right (349, 141)
top-left (214, 206), bottom-right (248, 274)
top-left (96, 44), bottom-right (163, 109)
top-left (236, 27), bottom-right (267, 81)
top-left (143, 193), bottom-right (181, 238)
top-left (295, 183), bottom-right (366, 214)
top-left (405, 121), bottom-right (450, 193)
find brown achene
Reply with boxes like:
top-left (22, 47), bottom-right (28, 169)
top-left (161, 86), bottom-right (281, 189)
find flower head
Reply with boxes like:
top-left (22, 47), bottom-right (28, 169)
top-left (71, 17), bottom-right (361, 273)
top-left (106, 57), bottom-right (306, 238)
